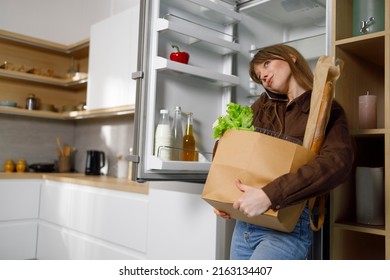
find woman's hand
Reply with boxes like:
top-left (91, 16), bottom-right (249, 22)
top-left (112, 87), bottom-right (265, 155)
top-left (214, 209), bottom-right (231, 219)
top-left (232, 179), bottom-right (272, 217)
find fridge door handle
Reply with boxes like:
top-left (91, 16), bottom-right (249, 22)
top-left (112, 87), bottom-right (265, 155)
top-left (126, 154), bottom-right (140, 163)
top-left (132, 71), bottom-right (144, 80)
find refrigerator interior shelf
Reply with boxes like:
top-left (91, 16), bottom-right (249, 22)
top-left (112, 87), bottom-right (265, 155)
top-left (156, 18), bottom-right (240, 55)
top-left (161, 0), bottom-right (241, 25)
top-left (154, 56), bottom-right (239, 87)
top-left (238, 0), bottom-right (326, 26)
top-left (251, 33), bottom-right (326, 61)
top-left (148, 155), bottom-right (211, 171)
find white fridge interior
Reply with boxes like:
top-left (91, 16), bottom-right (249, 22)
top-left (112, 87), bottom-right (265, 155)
top-left (235, 0), bottom-right (328, 105)
top-left (135, 0), bottom-right (328, 181)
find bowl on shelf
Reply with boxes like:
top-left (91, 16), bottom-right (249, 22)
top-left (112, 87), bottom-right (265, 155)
top-left (0, 101), bottom-right (17, 108)
top-left (62, 105), bottom-right (77, 112)
top-left (40, 103), bottom-right (56, 112)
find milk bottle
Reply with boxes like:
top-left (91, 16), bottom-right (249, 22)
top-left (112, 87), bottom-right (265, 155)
top-left (154, 109), bottom-right (172, 160)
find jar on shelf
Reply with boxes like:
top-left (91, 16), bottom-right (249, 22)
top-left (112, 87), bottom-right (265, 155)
top-left (25, 94), bottom-right (38, 110)
top-left (4, 160), bottom-right (15, 172)
top-left (16, 160), bottom-right (27, 173)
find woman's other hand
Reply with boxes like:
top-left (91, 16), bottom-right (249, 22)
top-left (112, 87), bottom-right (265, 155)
top-left (214, 209), bottom-right (231, 219)
top-left (233, 179), bottom-right (272, 217)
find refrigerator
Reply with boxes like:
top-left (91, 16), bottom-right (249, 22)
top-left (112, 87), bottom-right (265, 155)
top-left (91, 0), bottom-right (330, 259)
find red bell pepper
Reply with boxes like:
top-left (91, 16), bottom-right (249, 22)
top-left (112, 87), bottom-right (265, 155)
top-left (169, 45), bottom-right (189, 64)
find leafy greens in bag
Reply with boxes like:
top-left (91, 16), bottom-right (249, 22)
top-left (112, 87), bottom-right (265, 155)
top-left (212, 102), bottom-right (255, 139)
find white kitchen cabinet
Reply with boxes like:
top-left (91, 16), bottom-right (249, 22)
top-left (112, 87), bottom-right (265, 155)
top-left (0, 221), bottom-right (38, 260)
top-left (38, 180), bottom-right (149, 259)
top-left (0, 179), bottom-right (41, 260)
top-left (147, 181), bottom-right (219, 259)
top-left (86, 3), bottom-right (141, 110)
top-left (0, 177), bottom-right (223, 259)
top-left (37, 221), bottom-right (145, 260)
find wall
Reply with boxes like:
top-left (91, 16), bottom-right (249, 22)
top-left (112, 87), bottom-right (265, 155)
top-left (73, 115), bottom-right (134, 175)
top-left (0, 115), bottom-right (74, 166)
top-left (0, 0), bottom-right (136, 45)
top-left (0, 114), bottom-right (134, 175)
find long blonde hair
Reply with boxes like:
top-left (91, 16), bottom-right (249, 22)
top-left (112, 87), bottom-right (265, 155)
top-left (250, 44), bottom-right (313, 133)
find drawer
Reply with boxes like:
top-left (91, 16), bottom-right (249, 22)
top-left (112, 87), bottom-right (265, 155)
top-left (0, 180), bottom-right (41, 221)
top-left (0, 221), bottom-right (38, 260)
top-left (40, 181), bottom-right (149, 252)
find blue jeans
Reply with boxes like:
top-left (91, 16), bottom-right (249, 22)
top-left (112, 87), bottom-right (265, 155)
top-left (230, 207), bottom-right (312, 260)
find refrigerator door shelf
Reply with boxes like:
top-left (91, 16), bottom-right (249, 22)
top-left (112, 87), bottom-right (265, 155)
top-left (148, 155), bottom-right (211, 171)
top-left (155, 18), bottom-right (240, 55)
top-left (154, 56), bottom-right (239, 87)
top-left (161, 0), bottom-right (241, 25)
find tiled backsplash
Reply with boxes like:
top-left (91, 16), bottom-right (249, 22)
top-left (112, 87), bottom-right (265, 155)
top-left (0, 114), bottom-right (134, 176)
top-left (74, 115), bottom-right (134, 176)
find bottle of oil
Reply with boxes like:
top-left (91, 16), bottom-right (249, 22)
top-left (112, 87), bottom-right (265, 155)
top-left (182, 112), bottom-right (196, 161)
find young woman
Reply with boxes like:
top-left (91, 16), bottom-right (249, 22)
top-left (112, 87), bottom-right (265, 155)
top-left (215, 44), bottom-right (353, 260)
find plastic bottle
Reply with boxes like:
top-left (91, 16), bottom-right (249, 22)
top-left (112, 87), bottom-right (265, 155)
top-left (154, 109), bottom-right (172, 161)
top-left (182, 112), bottom-right (196, 161)
top-left (171, 106), bottom-right (183, 161)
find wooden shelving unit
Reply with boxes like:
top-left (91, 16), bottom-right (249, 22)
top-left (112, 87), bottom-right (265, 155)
top-left (0, 29), bottom-right (89, 116)
top-left (0, 29), bottom-right (132, 120)
top-left (330, 0), bottom-right (389, 260)
top-left (0, 104), bottom-right (135, 120)
top-left (0, 68), bottom-right (87, 88)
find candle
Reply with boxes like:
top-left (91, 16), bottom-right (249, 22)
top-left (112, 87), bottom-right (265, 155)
top-left (359, 92), bottom-right (377, 129)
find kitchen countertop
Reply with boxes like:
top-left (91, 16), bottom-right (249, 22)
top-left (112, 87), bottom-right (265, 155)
top-left (0, 172), bottom-right (148, 194)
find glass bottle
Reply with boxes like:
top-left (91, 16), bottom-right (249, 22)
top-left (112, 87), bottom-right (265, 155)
top-left (154, 109), bottom-right (172, 161)
top-left (182, 112), bottom-right (196, 161)
top-left (171, 106), bottom-right (183, 161)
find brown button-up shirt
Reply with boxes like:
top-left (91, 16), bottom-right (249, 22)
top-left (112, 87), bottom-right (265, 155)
top-left (251, 90), bottom-right (353, 210)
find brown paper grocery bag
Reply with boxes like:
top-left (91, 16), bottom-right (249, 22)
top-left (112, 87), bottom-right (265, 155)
top-left (202, 129), bottom-right (315, 232)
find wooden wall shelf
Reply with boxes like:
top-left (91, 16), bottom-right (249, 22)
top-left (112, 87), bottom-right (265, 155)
top-left (330, 0), bottom-right (390, 260)
top-left (0, 104), bottom-right (135, 120)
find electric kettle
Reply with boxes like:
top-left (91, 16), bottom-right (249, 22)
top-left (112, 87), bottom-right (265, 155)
top-left (85, 150), bottom-right (105, 175)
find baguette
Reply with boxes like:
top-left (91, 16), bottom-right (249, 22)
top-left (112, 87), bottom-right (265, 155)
top-left (310, 81), bottom-right (333, 153)
top-left (308, 81), bottom-right (334, 231)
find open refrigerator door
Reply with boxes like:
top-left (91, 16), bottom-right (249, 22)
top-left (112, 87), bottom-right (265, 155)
top-left (132, 0), bottom-right (241, 181)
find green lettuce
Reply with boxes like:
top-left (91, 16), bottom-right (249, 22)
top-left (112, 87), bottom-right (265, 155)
top-left (212, 102), bottom-right (255, 139)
